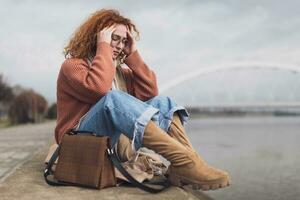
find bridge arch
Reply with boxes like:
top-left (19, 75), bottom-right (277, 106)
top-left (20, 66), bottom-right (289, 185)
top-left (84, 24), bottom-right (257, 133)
top-left (159, 62), bottom-right (300, 93)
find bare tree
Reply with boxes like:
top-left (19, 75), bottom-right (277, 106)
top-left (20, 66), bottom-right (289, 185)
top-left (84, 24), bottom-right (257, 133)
top-left (46, 103), bottom-right (57, 119)
top-left (8, 90), bottom-right (48, 124)
top-left (0, 74), bottom-right (14, 103)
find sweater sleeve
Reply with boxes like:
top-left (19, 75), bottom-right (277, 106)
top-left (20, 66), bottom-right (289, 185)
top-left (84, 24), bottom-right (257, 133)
top-left (123, 50), bottom-right (159, 101)
top-left (61, 42), bottom-right (115, 104)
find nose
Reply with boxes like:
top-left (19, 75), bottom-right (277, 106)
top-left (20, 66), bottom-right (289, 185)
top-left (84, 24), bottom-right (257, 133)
top-left (116, 41), bottom-right (124, 50)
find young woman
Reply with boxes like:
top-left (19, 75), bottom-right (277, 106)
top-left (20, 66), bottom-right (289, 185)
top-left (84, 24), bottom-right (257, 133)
top-left (55, 9), bottom-right (230, 191)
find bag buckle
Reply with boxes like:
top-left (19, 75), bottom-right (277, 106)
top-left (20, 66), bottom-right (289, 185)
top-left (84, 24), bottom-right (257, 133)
top-left (107, 148), bottom-right (114, 156)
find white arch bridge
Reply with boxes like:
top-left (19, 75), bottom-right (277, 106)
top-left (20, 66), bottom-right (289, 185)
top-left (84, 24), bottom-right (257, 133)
top-left (159, 62), bottom-right (300, 93)
top-left (159, 62), bottom-right (300, 112)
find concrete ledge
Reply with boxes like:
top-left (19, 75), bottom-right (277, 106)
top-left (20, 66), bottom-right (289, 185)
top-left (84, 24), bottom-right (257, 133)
top-left (0, 145), bottom-right (211, 200)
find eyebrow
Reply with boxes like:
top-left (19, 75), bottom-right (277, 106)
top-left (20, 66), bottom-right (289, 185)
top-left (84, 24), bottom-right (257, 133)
top-left (112, 33), bottom-right (127, 39)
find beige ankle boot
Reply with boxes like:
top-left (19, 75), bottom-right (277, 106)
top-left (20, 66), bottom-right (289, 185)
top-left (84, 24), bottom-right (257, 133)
top-left (143, 120), bottom-right (230, 191)
top-left (168, 112), bottom-right (195, 151)
top-left (116, 134), bottom-right (136, 162)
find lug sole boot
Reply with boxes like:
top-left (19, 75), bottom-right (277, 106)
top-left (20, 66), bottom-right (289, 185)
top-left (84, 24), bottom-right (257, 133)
top-left (167, 156), bottom-right (230, 190)
top-left (143, 120), bottom-right (230, 191)
top-left (167, 112), bottom-right (231, 190)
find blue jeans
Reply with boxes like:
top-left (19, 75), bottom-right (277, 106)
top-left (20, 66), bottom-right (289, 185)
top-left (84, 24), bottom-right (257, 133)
top-left (76, 90), bottom-right (189, 151)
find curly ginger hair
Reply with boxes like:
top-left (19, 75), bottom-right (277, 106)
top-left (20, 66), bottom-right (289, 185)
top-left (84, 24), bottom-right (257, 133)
top-left (64, 9), bottom-right (140, 60)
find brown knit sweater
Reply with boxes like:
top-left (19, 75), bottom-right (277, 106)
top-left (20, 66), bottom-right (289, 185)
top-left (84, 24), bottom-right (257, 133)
top-left (55, 42), bottom-right (158, 144)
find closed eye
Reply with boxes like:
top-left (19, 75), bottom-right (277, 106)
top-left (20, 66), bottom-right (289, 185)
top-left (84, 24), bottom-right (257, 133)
top-left (112, 34), bottom-right (120, 41)
top-left (112, 34), bottom-right (127, 44)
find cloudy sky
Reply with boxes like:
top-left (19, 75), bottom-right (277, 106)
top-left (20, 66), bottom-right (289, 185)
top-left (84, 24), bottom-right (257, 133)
top-left (0, 0), bottom-right (299, 104)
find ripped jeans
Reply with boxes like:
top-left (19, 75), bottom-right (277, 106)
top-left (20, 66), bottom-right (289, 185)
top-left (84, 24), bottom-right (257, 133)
top-left (76, 90), bottom-right (189, 151)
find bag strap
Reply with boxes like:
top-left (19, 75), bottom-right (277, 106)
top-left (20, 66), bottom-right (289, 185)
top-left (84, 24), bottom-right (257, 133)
top-left (44, 145), bottom-right (65, 186)
top-left (44, 144), bottom-right (170, 193)
top-left (107, 148), bottom-right (170, 193)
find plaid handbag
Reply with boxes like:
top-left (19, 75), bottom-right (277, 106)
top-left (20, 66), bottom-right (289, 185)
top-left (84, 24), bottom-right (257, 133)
top-left (44, 130), bottom-right (170, 193)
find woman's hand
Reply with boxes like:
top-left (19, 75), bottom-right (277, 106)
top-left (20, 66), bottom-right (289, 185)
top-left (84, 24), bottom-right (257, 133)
top-left (97, 25), bottom-right (117, 44)
top-left (123, 31), bottom-right (137, 57)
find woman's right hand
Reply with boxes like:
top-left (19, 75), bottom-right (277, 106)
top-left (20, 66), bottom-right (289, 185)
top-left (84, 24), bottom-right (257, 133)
top-left (97, 25), bottom-right (117, 44)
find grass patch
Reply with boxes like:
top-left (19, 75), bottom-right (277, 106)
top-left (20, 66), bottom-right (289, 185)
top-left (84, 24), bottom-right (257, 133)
top-left (0, 117), bottom-right (11, 128)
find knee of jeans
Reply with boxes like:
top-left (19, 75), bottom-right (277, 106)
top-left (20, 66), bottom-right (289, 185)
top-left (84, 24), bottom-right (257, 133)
top-left (149, 95), bottom-right (174, 107)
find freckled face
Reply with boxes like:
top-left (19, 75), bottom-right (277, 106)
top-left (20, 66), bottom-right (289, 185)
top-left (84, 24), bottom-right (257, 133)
top-left (110, 24), bottom-right (128, 60)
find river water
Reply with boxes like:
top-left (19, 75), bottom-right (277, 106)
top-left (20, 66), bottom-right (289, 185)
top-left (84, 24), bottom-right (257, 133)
top-left (185, 116), bottom-right (300, 200)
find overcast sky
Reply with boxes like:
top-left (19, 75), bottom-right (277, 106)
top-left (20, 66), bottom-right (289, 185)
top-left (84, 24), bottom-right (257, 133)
top-left (0, 0), bottom-right (299, 104)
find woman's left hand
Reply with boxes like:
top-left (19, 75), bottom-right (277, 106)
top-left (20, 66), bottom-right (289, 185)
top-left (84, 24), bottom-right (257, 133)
top-left (123, 31), bottom-right (137, 57)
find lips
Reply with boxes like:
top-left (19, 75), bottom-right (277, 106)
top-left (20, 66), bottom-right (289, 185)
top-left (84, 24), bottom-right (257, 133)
top-left (113, 51), bottom-right (119, 54)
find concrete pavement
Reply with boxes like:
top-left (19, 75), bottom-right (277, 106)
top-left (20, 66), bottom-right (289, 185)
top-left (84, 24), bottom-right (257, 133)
top-left (0, 120), bottom-right (55, 182)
